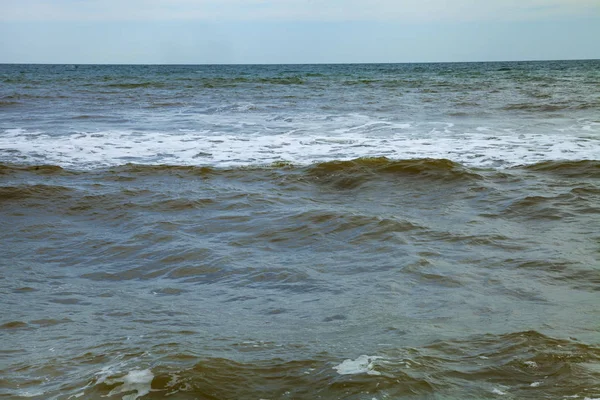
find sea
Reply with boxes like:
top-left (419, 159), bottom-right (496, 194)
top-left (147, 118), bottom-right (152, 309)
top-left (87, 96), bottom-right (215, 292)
top-left (1, 61), bottom-right (599, 400)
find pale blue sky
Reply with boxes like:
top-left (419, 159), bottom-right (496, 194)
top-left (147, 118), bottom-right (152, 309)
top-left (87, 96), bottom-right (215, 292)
top-left (1, 0), bottom-right (599, 64)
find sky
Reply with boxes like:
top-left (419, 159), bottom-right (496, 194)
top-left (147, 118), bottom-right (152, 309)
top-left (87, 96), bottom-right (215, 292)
top-left (1, 0), bottom-right (599, 64)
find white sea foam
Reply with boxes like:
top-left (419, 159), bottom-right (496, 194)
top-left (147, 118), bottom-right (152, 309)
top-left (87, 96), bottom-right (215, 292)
top-left (1, 117), bottom-right (598, 169)
top-left (16, 390), bottom-right (45, 398)
top-left (524, 361), bottom-right (538, 368)
top-left (333, 355), bottom-right (384, 376)
top-left (105, 369), bottom-right (154, 400)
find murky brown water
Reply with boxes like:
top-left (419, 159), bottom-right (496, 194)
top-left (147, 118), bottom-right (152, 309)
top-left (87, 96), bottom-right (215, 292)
top-left (2, 61), bottom-right (599, 399)
top-left (2, 159), bottom-right (599, 399)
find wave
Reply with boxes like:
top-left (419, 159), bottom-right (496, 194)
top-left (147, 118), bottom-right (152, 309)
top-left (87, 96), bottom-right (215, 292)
top-left (2, 158), bottom-right (599, 179)
top-left (257, 76), bottom-right (304, 85)
top-left (308, 157), bottom-right (482, 182)
top-left (70, 114), bottom-right (115, 120)
top-left (198, 76), bottom-right (306, 88)
top-left (109, 164), bottom-right (216, 177)
top-left (502, 102), bottom-right (599, 112)
top-left (0, 184), bottom-right (73, 202)
top-left (0, 100), bottom-right (22, 107)
top-left (2, 119), bottom-right (598, 168)
top-left (0, 164), bottom-right (68, 175)
top-left (0, 158), bottom-right (484, 191)
top-left (523, 160), bottom-right (600, 178)
top-left (104, 82), bottom-right (166, 89)
top-left (89, 76), bottom-right (308, 89)
top-left (1, 93), bottom-right (70, 101)
top-left (79, 75), bottom-right (528, 89)
top-left (13, 330), bottom-right (597, 400)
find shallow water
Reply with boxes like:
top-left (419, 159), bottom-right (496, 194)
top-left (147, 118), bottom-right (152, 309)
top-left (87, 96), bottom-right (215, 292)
top-left (1, 61), bottom-right (599, 399)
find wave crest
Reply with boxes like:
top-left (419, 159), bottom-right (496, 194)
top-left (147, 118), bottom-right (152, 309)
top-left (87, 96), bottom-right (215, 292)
top-left (307, 157), bottom-right (482, 188)
top-left (524, 160), bottom-right (600, 178)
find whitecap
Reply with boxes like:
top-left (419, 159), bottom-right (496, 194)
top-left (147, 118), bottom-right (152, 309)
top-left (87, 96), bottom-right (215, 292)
top-left (333, 355), bottom-right (383, 376)
top-left (524, 361), bottom-right (538, 368)
top-left (1, 121), bottom-right (598, 170)
top-left (16, 391), bottom-right (45, 398)
top-left (105, 369), bottom-right (154, 400)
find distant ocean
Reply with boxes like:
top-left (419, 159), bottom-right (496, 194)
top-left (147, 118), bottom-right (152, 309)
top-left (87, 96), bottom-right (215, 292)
top-left (1, 61), bottom-right (599, 399)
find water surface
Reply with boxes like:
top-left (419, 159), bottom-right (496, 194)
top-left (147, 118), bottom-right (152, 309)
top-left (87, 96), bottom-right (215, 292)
top-left (1, 61), bottom-right (599, 399)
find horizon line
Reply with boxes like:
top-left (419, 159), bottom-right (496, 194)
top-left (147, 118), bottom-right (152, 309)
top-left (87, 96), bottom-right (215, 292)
top-left (1, 58), bottom-right (599, 66)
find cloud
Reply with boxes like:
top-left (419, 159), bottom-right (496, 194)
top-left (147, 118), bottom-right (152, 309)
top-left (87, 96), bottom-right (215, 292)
top-left (1, 0), bottom-right (599, 22)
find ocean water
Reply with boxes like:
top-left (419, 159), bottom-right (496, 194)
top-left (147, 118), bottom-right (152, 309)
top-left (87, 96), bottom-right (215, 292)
top-left (1, 61), bottom-right (599, 399)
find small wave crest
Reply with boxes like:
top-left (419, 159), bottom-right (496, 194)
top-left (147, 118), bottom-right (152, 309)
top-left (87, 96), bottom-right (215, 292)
top-left (524, 160), bottom-right (600, 178)
top-left (0, 184), bottom-right (72, 202)
top-left (0, 163), bottom-right (67, 176)
top-left (307, 157), bottom-right (482, 189)
top-left (104, 82), bottom-right (166, 89)
top-left (40, 331), bottom-right (599, 400)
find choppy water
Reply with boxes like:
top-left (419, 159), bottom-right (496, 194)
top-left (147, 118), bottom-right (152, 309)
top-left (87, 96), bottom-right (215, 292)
top-left (1, 61), bottom-right (599, 400)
